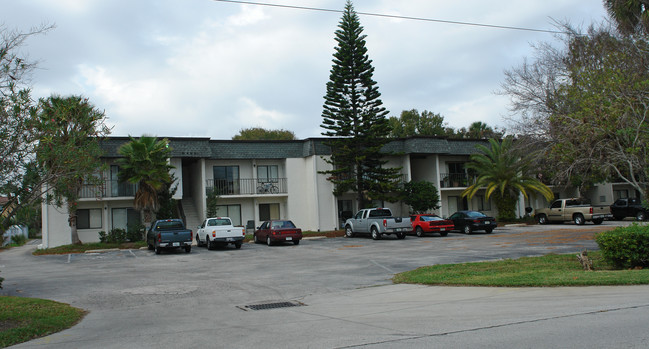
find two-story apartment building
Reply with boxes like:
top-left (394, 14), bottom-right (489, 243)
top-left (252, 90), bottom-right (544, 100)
top-left (40, 136), bottom-right (640, 248)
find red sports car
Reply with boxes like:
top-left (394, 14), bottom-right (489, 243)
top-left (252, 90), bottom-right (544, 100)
top-left (409, 214), bottom-right (454, 237)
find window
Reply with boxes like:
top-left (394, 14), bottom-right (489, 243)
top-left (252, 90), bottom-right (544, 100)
top-left (476, 195), bottom-right (491, 211)
top-left (550, 201), bottom-right (562, 209)
top-left (257, 165), bottom-right (279, 183)
top-left (213, 166), bottom-right (240, 195)
top-left (215, 205), bottom-right (241, 226)
top-left (77, 209), bottom-right (102, 229)
top-left (112, 208), bottom-right (140, 231)
top-left (614, 190), bottom-right (629, 200)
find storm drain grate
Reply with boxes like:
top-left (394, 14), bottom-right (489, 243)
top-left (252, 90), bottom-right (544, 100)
top-left (239, 301), bottom-right (305, 311)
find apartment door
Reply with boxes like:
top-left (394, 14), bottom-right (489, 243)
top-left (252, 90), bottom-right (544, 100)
top-left (259, 203), bottom-right (280, 221)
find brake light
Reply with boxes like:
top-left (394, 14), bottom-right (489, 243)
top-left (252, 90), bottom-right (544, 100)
top-left (157, 232), bottom-right (161, 242)
top-left (590, 207), bottom-right (593, 214)
top-left (212, 232), bottom-right (216, 237)
top-left (242, 228), bottom-right (246, 236)
top-left (190, 231), bottom-right (193, 241)
top-left (383, 219), bottom-right (387, 227)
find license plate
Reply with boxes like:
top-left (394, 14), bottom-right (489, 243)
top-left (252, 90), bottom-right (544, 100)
top-left (226, 238), bottom-right (233, 242)
top-left (286, 237), bottom-right (292, 241)
top-left (172, 242), bottom-right (180, 247)
top-left (394, 228), bottom-right (403, 232)
top-left (440, 228), bottom-right (445, 231)
top-left (485, 221), bottom-right (490, 225)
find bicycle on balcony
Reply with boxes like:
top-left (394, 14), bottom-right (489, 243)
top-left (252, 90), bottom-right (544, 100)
top-left (257, 182), bottom-right (279, 194)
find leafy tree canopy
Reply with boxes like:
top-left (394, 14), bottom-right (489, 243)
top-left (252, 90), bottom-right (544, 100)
top-left (232, 127), bottom-right (296, 140)
top-left (501, 20), bottom-right (649, 199)
top-left (401, 181), bottom-right (441, 214)
top-left (388, 109), bottom-right (453, 138)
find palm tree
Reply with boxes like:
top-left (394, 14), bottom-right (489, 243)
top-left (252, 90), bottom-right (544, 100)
top-left (116, 136), bottom-right (173, 224)
top-left (462, 137), bottom-right (554, 221)
top-left (604, 0), bottom-right (649, 35)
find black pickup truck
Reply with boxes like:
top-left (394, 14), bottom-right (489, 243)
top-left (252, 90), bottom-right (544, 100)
top-left (146, 219), bottom-right (193, 254)
top-left (610, 198), bottom-right (648, 221)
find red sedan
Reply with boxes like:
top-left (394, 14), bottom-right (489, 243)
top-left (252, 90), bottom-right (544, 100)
top-left (410, 214), bottom-right (454, 237)
top-left (254, 220), bottom-right (303, 246)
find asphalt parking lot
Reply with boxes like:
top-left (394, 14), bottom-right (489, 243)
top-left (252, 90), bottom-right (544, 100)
top-left (2, 221), bottom-right (648, 348)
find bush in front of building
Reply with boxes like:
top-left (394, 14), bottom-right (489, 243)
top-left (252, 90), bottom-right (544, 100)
top-left (98, 229), bottom-right (127, 244)
top-left (595, 224), bottom-right (649, 269)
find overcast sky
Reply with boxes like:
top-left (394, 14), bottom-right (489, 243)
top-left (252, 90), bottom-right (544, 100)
top-left (4, 0), bottom-right (608, 139)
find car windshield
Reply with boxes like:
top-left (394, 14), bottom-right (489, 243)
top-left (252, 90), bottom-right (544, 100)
top-left (369, 209), bottom-right (392, 217)
top-left (207, 218), bottom-right (231, 226)
top-left (271, 220), bottom-right (296, 229)
top-left (155, 220), bottom-right (184, 230)
top-left (465, 211), bottom-right (486, 218)
top-left (420, 215), bottom-right (442, 221)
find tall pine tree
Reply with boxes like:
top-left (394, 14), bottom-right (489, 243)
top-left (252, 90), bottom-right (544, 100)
top-left (321, 1), bottom-right (401, 210)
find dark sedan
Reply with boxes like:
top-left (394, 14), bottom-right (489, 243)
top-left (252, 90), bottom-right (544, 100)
top-left (449, 210), bottom-right (497, 234)
top-left (254, 220), bottom-right (303, 246)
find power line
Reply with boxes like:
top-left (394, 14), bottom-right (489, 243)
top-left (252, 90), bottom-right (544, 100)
top-left (212, 0), bottom-right (567, 35)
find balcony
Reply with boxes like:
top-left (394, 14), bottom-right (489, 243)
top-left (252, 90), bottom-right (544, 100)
top-left (206, 178), bottom-right (288, 196)
top-left (79, 180), bottom-right (138, 199)
top-left (439, 173), bottom-right (477, 188)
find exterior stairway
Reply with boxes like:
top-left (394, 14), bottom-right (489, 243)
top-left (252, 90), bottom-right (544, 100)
top-left (180, 199), bottom-right (202, 236)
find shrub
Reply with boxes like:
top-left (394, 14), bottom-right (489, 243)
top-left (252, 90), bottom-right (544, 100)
top-left (98, 229), bottom-right (127, 244)
top-left (126, 223), bottom-right (145, 242)
top-left (595, 223), bottom-right (649, 269)
top-left (10, 234), bottom-right (27, 246)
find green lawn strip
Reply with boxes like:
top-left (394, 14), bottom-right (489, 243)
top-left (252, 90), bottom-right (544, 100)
top-left (0, 296), bottom-right (86, 348)
top-left (393, 252), bottom-right (649, 287)
top-left (33, 241), bottom-right (147, 255)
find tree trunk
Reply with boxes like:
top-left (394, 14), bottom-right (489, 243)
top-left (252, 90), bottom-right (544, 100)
top-left (68, 202), bottom-right (81, 245)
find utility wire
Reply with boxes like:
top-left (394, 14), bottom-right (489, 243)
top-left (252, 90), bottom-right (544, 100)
top-left (212, 0), bottom-right (567, 35)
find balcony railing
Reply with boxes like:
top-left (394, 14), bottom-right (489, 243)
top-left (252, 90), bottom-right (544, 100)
top-left (439, 173), bottom-right (477, 188)
top-left (206, 178), bottom-right (288, 196)
top-left (79, 180), bottom-right (138, 199)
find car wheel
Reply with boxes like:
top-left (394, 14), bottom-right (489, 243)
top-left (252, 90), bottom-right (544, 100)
top-left (155, 245), bottom-right (161, 255)
top-left (440, 232), bottom-right (448, 237)
top-left (371, 227), bottom-right (381, 240)
top-left (397, 232), bottom-right (406, 239)
top-left (147, 242), bottom-right (154, 250)
top-left (537, 214), bottom-right (548, 225)
top-left (573, 214), bottom-right (585, 225)
top-left (267, 236), bottom-right (272, 246)
top-left (254, 234), bottom-right (259, 244)
top-left (463, 224), bottom-right (472, 234)
top-left (485, 228), bottom-right (493, 234)
top-left (637, 211), bottom-right (647, 221)
top-left (345, 226), bottom-right (355, 238)
top-left (415, 226), bottom-right (424, 237)
top-left (293, 240), bottom-right (300, 245)
top-left (185, 246), bottom-right (191, 253)
top-left (592, 218), bottom-right (604, 225)
top-left (235, 242), bottom-right (242, 249)
top-left (206, 237), bottom-right (213, 250)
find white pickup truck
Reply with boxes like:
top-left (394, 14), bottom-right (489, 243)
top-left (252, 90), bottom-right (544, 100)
top-left (344, 208), bottom-right (412, 240)
top-left (195, 217), bottom-right (246, 250)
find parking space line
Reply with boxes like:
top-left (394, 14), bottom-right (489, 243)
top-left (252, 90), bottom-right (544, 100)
top-left (370, 260), bottom-right (395, 274)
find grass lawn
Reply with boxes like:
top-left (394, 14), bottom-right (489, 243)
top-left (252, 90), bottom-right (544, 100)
top-left (0, 296), bottom-right (86, 348)
top-left (32, 241), bottom-right (147, 255)
top-left (393, 251), bottom-right (649, 287)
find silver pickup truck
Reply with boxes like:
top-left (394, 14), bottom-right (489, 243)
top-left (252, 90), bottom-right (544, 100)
top-left (344, 208), bottom-right (412, 240)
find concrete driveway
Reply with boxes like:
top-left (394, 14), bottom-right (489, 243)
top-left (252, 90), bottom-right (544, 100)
top-left (1, 221), bottom-right (648, 348)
